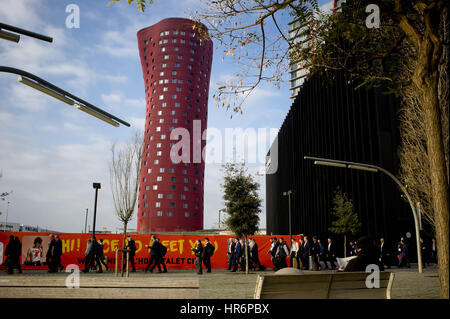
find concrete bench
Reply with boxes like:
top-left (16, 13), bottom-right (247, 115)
top-left (0, 275), bottom-right (200, 299)
top-left (254, 271), bottom-right (395, 299)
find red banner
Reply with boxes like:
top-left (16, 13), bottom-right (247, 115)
top-left (0, 232), bottom-right (290, 270)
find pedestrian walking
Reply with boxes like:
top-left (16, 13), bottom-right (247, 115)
top-left (4, 235), bottom-right (22, 274)
top-left (398, 237), bottom-right (410, 268)
top-left (98, 239), bottom-right (109, 271)
top-left (301, 236), bottom-right (311, 270)
top-left (266, 237), bottom-right (280, 271)
top-left (277, 238), bottom-right (290, 269)
top-left (145, 235), bottom-right (160, 273)
top-left (202, 238), bottom-right (215, 273)
top-left (227, 238), bottom-right (235, 270)
top-left (53, 234), bottom-right (63, 271)
top-left (46, 234), bottom-right (57, 273)
top-left (124, 236), bottom-right (136, 272)
top-left (155, 238), bottom-right (168, 273)
top-left (191, 239), bottom-right (203, 275)
top-left (311, 236), bottom-right (321, 270)
top-left (326, 238), bottom-right (337, 270)
top-left (289, 237), bottom-right (300, 269)
top-left (231, 238), bottom-right (241, 272)
top-left (249, 238), bottom-right (265, 271)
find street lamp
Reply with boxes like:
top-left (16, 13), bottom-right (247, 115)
top-left (304, 155), bottom-right (423, 273)
top-left (92, 183), bottom-right (101, 239)
top-left (0, 66), bottom-right (130, 127)
top-left (84, 208), bottom-right (89, 234)
top-left (283, 190), bottom-right (294, 245)
top-left (0, 22), bottom-right (53, 43)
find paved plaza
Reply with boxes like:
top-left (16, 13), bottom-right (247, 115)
top-left (0, 264), bottom-right (440, 299)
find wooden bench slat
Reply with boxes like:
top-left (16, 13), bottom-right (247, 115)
top-left (0, 287), bottom-right (200, 299)
top-left (255, 272), bottom-right (394, 299)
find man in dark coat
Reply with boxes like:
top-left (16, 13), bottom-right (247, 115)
top-left (379, 237), bottom-right (390, 270)
top-left (326, 238), bottom-right (337, 270)
top-left (125, 236), bottom-right (136, 272)
top-left (398, 237), bottom-right (410, 268)
top-left (84, 237), bottom-right (103, 273)
top-left (145, 235), bottom-right (160, 273)
top-left (202, 238), bottom-right (214, 273)
top-left (46, 234), bottom-right (57, 273)
top-left (249, 238), bottom-right (265, 271)
top-left (156, 238), bottom-right (168, 273)
top-left (231, 238), bottom-right (241, 272)
top-left (53, 234), bottom-right (63, 272)
top-left (5, 235), bottom-right (22, 274)
top-left (191, 239), bottom-right (203, 275)
top-left (302, 236), bottom-right (311, 270)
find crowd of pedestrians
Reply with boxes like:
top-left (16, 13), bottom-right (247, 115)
top-left (3, 233), bottom-right (438, 275)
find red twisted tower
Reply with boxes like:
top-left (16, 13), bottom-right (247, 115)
top-left (136, 18), bottom-right (213, 232)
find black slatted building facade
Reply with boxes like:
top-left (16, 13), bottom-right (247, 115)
top-left (266, 71), bottom-right (414, 255)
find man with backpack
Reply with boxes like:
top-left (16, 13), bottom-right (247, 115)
top-left (202, 238), bottom-right (215, 273)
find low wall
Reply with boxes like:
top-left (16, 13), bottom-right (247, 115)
top-left (0, 232), bottom-right (285, 270)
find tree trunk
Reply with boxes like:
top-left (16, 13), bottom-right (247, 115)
top-left (121, 221), bottom-right (128, 272)
top-left (413, 38), bottom-right (449, 298)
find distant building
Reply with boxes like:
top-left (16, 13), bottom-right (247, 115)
top-left (136, 18), bottom-right (213, 233)
top-left (0, 222), bottom-right (59, 233)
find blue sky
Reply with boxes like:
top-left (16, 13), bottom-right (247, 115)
top-left (0, 0), bottom-right (328, 233)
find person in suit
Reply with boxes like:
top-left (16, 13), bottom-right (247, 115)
top-left (203, 238), bottom-right (214, 273)
top-left (311, 236), bottom-right (321, 270)
top-left (97, 239), bottom-right (109, 271)
top-left (156, 238), bottom-right (168, 273)
top-left (297, 237), bottom-right (305, 269)
top-left (419, 237), bottom-right (428, 267)
top-left (145, 235), bottom-right (160, 273)
top-left (249, 238), bottom-right (265, 271)
top-left (231, 238), bottom-right (241, 272)
top-left (191, 239), bottom-right (203, 275)
top-left (289, 237), bottom-right (300, 269)
top-left (302, 236), bottom-right (311, 270)
top-left (53, 234), bottom-right (63, 272)
top-left (125, 236), bottom-right (137, 272)
top-left (266, 237), bottom-right (280, 271)
top-left (379, 237), bottom-right (390, 270)
top-left (398, 237), bottom-right (410, 268)
top-left (5, 236), bottom-right (22, 274)
top-left (46, 234), bottom-right (57, 273)
top-left (275, 238), bottom-right (289, 269)
top-left (326, 238), bottom-right (337, 270)
top-left (227, 238), bottom-right (235, 270)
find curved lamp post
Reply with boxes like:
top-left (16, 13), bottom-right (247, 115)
top-left (0, 66), bottom-right (130, 127)
top-left (0, 22), bottom-right (53, 43)
top-left (304, 155), bottom-right (423, 273)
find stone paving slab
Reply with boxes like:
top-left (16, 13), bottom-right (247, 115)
top-left (0, 265), bottom-right (441, 299)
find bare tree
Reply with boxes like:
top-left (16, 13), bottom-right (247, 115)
top-left (109, 131), bottom-right (143, 250)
